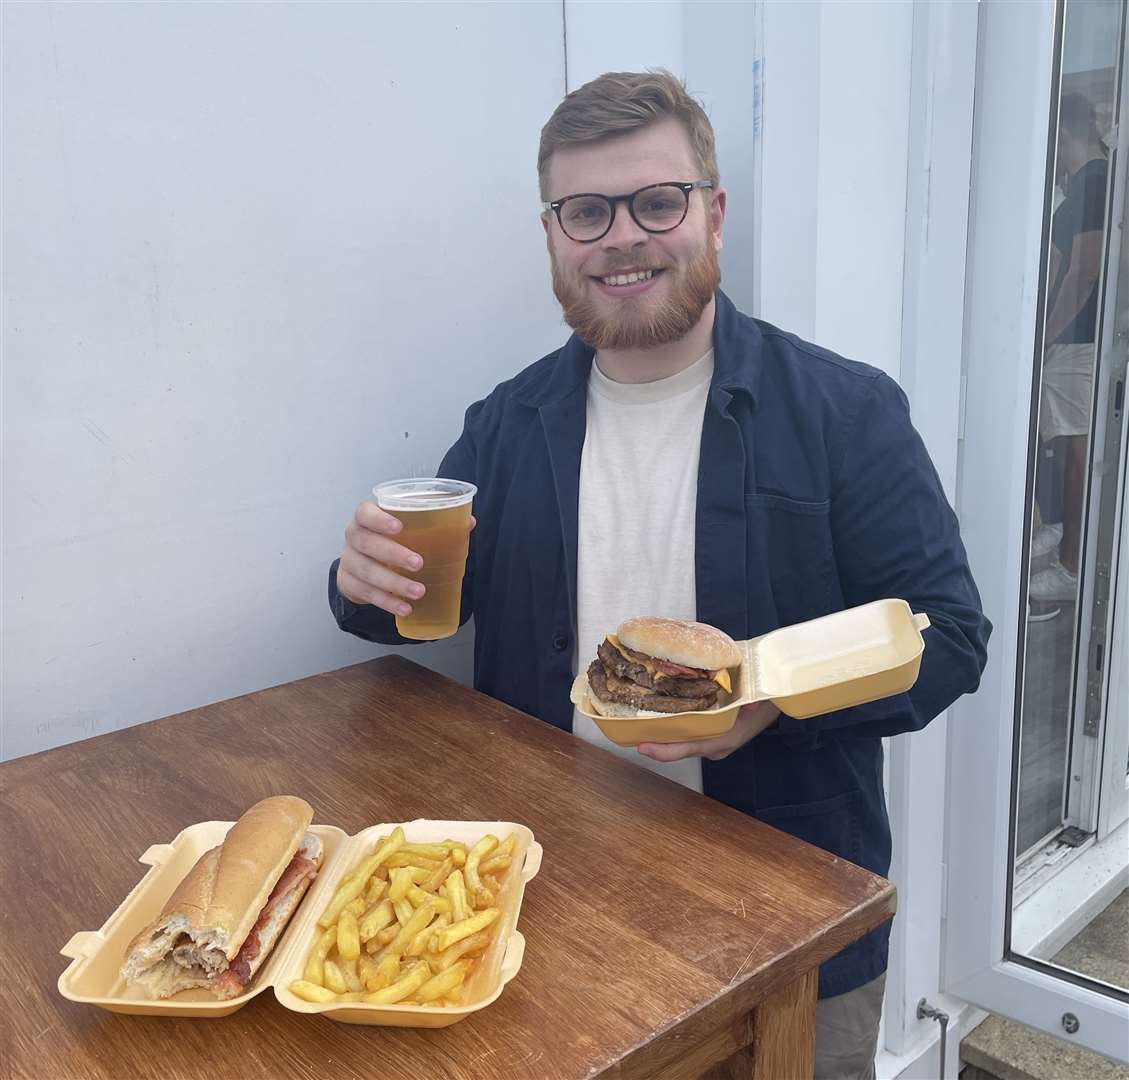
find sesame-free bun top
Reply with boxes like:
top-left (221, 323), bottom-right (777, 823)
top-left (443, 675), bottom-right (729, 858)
top-left (123, 794), bottom-right (313, 973)
top-left (616, 616), bottom-right (742, 671)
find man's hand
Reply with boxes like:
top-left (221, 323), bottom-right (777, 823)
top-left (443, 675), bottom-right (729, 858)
top-left (336, 501), bottom-right (475, 615)
top-left (636, 700), bottom-right (781, 763)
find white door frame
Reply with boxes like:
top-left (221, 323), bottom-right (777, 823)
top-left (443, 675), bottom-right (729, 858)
top-left (1091, 42), bottom-right (1129, 839)
top-left (945, 0), bottom-right (1129, 1062)
top-left (1063, 5), bottom-right (1129, 837)
top-left (1097, 473), bottom-right (1128, 839)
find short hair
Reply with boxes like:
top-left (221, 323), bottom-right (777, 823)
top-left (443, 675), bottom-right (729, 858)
top-left (1059, 91), bottom-right (1101, 143)
top-left (538, 69), bottom-right (719, 200)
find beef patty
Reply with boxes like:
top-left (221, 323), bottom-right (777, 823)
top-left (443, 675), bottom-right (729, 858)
top-left (587, 659), bottom-right (719, 713)
top-left (595, 640), bottom-right (719, 698)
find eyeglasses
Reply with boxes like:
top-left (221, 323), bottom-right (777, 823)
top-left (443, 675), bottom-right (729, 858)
top-left (541, 180), bottom-right (714, 243)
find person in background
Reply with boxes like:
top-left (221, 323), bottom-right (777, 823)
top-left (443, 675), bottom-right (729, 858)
top-left (329, 71), bottom-right (991, 1080)
top-left (1029, 91), bottom-right (1110, 622)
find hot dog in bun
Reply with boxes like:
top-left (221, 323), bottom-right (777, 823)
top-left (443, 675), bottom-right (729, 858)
top-left (121, 795), bottom-right (322, 1000)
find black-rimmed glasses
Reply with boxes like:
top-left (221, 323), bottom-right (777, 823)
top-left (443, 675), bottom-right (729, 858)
top-left (541, 180), bottom-right (714, 243)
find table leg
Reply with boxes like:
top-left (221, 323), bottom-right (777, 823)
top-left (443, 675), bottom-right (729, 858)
top-left (699, 967), bottom-right (819, 1080)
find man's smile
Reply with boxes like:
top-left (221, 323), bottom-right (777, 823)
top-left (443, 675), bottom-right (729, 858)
top-left (591, 267), bottom-right (666, 296)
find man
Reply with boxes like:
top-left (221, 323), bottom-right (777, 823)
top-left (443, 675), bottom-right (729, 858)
top-left (1029, 91), bottom-right (1109, 622)
top-left (329, 71), bottom-right (991, 1080)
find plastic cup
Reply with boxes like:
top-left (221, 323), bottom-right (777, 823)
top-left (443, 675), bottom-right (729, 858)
top-left (373, 478), bottom-right (477, 640)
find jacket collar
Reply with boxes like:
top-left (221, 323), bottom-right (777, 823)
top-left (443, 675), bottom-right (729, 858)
top-left (711, 289), bottom-right (762, 402)
top-left (513, 289), bottom-right (762, 407)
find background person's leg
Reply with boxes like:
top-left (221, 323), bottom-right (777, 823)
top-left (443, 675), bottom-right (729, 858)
top-left (1057, 433), bottom-right (1089, 573)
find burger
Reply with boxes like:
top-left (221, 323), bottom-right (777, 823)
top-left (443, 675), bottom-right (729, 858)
top-left (585, 616), bottom-right (742, 717)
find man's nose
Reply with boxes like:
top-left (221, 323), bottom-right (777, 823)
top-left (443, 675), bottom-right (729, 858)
top-left (601, 203), bottom-right (649, 250)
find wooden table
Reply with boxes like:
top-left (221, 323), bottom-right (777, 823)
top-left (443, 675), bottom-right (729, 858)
top-left (1, 657), bottom-right (895, 1079)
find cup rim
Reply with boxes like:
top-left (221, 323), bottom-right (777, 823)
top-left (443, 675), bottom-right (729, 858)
top-left (373, 477), bottom-right (477, 511)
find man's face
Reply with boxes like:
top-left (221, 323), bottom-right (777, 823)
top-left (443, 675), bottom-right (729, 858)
top-left (543, 118), bottom-right (725, 352)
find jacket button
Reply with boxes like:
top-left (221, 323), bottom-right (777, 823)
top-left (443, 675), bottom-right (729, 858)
top-left (553, 634), bottom-right (569, 652)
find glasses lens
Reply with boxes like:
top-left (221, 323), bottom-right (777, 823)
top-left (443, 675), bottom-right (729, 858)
top-left (560, 195), bottom-right (612, 240)
top-left (632, 185), bottom-right (688, 232)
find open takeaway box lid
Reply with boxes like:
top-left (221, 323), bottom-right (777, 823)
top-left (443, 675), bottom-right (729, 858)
top-left (58, 818), bottom-right (543, 1028)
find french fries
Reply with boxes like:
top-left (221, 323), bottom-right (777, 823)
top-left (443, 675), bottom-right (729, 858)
top-left (426, 928), bottom-right (491, 973)
top-left (337, 909), bottom-right (361, 961)
top-left (463, 835), bottom-right (498, 900)
top-left (323, 960), bottom-right (347, 994)
top-left (416, 959), bottom-right (473, 1002)
top-left (445, 869), bottom-right (473, 923)
top-left (359, 898), bottom-right (395, 942)
top-left (295, 828), bottom-right (520, 1008)
top-left (318, 827), bottom-right (406, 928)
top-left (363, 960), bottom-right (431, 1004)
top-left (430, 907), bottom-right (499, 953)
top-left (303, 925), bottom-right (336, 985)
top-left (289, 980), bottom-right (337, 1003)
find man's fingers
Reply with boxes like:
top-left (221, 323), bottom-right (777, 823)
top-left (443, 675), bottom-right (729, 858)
top-left (338, 548), bottom-right (426, 606)
top-left (338, 499), bottom-right (475, 614)
top-left (355, 501), bottom-right (403, 535)
top-left (336, 565), bottom-right (414, 616)
top-left (636, 740), bottom-right (708, 763)
top-left (348, 523), bottom-right (423, 573)
top-left (636, 704), bottom-right (780, 764)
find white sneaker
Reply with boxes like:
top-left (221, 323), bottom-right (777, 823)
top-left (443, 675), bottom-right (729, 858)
top-left (1029, 560), bottom-right (1079, 604)
top-left (1030, 523), bottom-right (1063, 572)
top-left (1027, 597), bottom-right (1061, 623)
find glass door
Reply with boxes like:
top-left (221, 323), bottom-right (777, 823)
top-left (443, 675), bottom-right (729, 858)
top-left (945, 0), bottom-right (1128, 1062)
top-left (1010, 0), bottom-right (1129, 992)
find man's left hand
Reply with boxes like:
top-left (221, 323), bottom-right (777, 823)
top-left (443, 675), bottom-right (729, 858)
top-left (636, 700), bottom-right (781, 763)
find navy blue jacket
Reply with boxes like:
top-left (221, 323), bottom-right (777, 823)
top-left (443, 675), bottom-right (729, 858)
top-left (330, 290), bottom-right (991, 998)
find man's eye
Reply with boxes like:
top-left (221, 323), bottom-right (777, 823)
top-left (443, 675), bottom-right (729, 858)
top-left (566, 204), bottom-right (605, 223)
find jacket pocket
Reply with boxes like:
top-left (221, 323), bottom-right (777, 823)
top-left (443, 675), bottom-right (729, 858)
top-left (745, 492), bottom-right (836, 626)
top-left (756, 790), bottom-right (863, 866)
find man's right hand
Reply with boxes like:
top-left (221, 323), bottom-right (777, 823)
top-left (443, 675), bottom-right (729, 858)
top-left (335, 501), bottom-right (476, 617)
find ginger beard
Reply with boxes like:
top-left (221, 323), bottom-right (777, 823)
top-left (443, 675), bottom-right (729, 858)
top-left (550, 220), bottom-right (721, 352)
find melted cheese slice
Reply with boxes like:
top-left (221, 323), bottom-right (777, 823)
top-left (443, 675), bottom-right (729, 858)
top-left (605, 635), bottom-right (732, 693)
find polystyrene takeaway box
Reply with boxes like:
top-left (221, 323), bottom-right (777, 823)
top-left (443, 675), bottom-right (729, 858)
top-left (572, 598), bottom-right (932, 747)
top-left (59, 819), bottom-right (542, 1027)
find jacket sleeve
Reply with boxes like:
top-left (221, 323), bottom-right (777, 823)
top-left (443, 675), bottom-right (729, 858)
top-left (327, 414), bottom-right (480, 646)
top-left (774, 372), bottom-right (992, 740)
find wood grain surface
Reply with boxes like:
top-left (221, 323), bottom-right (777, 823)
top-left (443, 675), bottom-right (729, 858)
top-left (0, 656), bottom-right (895, 1079)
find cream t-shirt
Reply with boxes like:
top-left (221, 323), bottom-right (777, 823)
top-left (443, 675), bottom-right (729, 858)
top-left (572, 349), bottom-right (715, 792)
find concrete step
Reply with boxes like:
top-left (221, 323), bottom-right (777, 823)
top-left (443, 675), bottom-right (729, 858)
top-left (961, 1013), bottom-right (1129, 1080)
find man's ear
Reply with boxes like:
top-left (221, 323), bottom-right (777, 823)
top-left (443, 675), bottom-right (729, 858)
top-left (710, 187), bottom-right (727, 252)
top-left (541, 212), bottom-right (550, 237)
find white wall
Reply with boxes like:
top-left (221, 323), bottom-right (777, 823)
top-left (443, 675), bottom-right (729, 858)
top-left (564, 0), bottom-right (683, 89)
top-left (563, 0), bottom-right (757, 311)
top-left (1, 1), bottom-right (565, 760)
top-left (684, 0), bottom-right (758, 313)
top-left (2, 1), bottom-right (762, 762)
top-left (757, 0), bottom-right (913, 380)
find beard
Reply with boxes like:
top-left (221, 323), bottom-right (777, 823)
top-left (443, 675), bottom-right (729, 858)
top-left (550, 231), bottom-right (721, 352)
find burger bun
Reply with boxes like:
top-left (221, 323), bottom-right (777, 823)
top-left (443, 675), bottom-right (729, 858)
top-left (587, 688), bottom-right (667, 720)
top-left (617, 616), bottom-right (742, 671)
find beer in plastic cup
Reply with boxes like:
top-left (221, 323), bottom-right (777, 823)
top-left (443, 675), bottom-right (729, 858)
top-left (373, 478), bottom-right (477, 640)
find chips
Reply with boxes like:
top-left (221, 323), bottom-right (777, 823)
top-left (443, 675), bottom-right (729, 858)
top-left (289, 829), bottom-right (515, 1008)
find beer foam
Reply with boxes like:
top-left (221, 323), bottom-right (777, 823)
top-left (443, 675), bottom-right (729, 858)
top-left (373, 478), bottom-right (477, 512)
